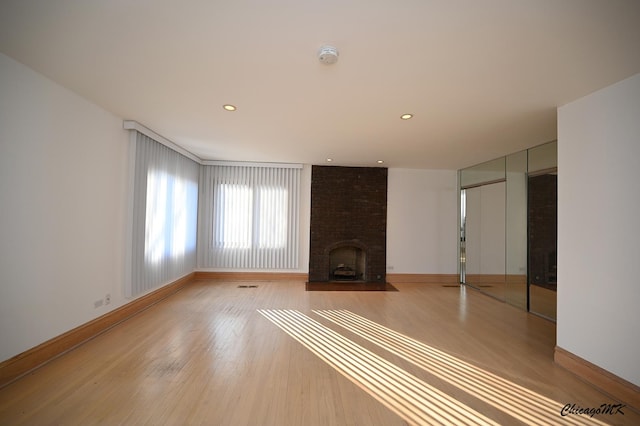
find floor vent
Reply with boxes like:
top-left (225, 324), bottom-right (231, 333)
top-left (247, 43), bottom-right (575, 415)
top-left (238, 285), bottom-right (258, 288)
top-left (442, 285), bottom-right (460, 288)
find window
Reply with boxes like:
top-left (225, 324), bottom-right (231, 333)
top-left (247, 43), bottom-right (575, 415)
top-left (145, 169), bottom-right (197, 262)
top-left (256, 186), bottom-right (287, 249)
top-left (198, 164), bottom-right (300, 269)
top-left (128, 132), bottom-right (199, 297)
top-left (217, 184), bottom-right (253, 249)
top-left (215, 184), bottom-right (288, 250)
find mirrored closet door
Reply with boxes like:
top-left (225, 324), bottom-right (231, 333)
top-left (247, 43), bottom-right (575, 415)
top-left (459, 141), bottom-right (557, 320)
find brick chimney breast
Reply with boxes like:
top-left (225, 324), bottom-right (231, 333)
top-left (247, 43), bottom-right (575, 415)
top-left (309, 166), bottom-right (387, 283)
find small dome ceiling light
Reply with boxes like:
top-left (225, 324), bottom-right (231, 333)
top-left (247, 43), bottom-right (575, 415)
top-left (400, 113), bottom-right (413, 120)
top-left (223, 104), bottom-right (237, 111)
top-left (318, 45), bottom-right (339, 65)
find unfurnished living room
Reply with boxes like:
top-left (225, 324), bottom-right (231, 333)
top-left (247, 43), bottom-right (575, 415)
top-left (1, 1), bottom-right (639, 425)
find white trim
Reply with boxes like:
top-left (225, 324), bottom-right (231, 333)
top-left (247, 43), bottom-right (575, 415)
top-left (202, 160), bottom-right (303, 169)
top-left (123, 120), bottom-right (202, 164)
top-left (123, 120), bottom-right (303, 169)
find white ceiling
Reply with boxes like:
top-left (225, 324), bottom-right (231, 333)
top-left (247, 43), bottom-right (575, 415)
top-left (1, 0), bottom-right (639, 169)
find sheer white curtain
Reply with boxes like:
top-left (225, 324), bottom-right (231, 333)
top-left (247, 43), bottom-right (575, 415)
top-left (128, 132), bottom-right (199, 297)
top-left (198, 164), bottom-right (300, 269)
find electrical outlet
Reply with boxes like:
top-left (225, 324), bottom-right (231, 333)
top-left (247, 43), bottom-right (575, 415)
top-left (94, 299), bottom-right (104, 308)
top-left (387, 265), bottom-right (394, 271)
top-left (105, 294), bottom-right (111, 305)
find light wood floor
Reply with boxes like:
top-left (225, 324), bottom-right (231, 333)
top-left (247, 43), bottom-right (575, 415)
top-left (0, 281), bottom-right (635, 425)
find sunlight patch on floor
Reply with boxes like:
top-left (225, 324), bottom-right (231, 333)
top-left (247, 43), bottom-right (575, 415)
top-left (313, 309), bottom-right (607, 426)
top-left (259, 309), bottom-right (498, 425)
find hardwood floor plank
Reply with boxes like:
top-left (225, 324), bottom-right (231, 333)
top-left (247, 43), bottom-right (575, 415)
top-left (0, 280), bottom-right (636, 425)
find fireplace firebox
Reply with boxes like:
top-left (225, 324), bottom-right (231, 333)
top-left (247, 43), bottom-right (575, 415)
top-left (329, 243), bottom-right (366, 281)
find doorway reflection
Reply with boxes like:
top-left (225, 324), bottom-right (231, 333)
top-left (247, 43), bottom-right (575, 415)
top-left (464, 182), bottom-right (506, 301)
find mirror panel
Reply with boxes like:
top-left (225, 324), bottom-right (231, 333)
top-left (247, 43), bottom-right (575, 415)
top-left (528, 141), bottom-right (557, 173)
top-left (505, 150), bottom-right (528, 309)
top-left (528, 171), bottom-right (557, 320)
top-left (460, 157), bottom-right (505, 188)
top-left (459, 141), bottom-right (557, 320)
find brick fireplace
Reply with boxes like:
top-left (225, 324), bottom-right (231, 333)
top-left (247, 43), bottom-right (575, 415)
top-left (308, 166), bottom-right (387, 285)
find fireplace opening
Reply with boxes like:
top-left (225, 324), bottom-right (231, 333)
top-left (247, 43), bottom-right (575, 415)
top-left (329, 246), bottom-right (366, 281)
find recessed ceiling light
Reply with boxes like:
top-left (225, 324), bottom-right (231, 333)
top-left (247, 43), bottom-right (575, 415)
top-left (326, 158), bottom-right (333, 162)
top-left (377, 160), bottom-right (384, 164)
top-left (223, 104), bottom-right (237, 111)
top-left (400, 113), bottom-right (413, 120)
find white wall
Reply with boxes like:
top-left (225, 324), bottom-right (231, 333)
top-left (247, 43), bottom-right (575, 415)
top-left (387, 169), bottom-right (458, 274)
top-left (0, 53), bottom-right (130, 362)
top-left (557, 72), bottom-right (640, 386)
